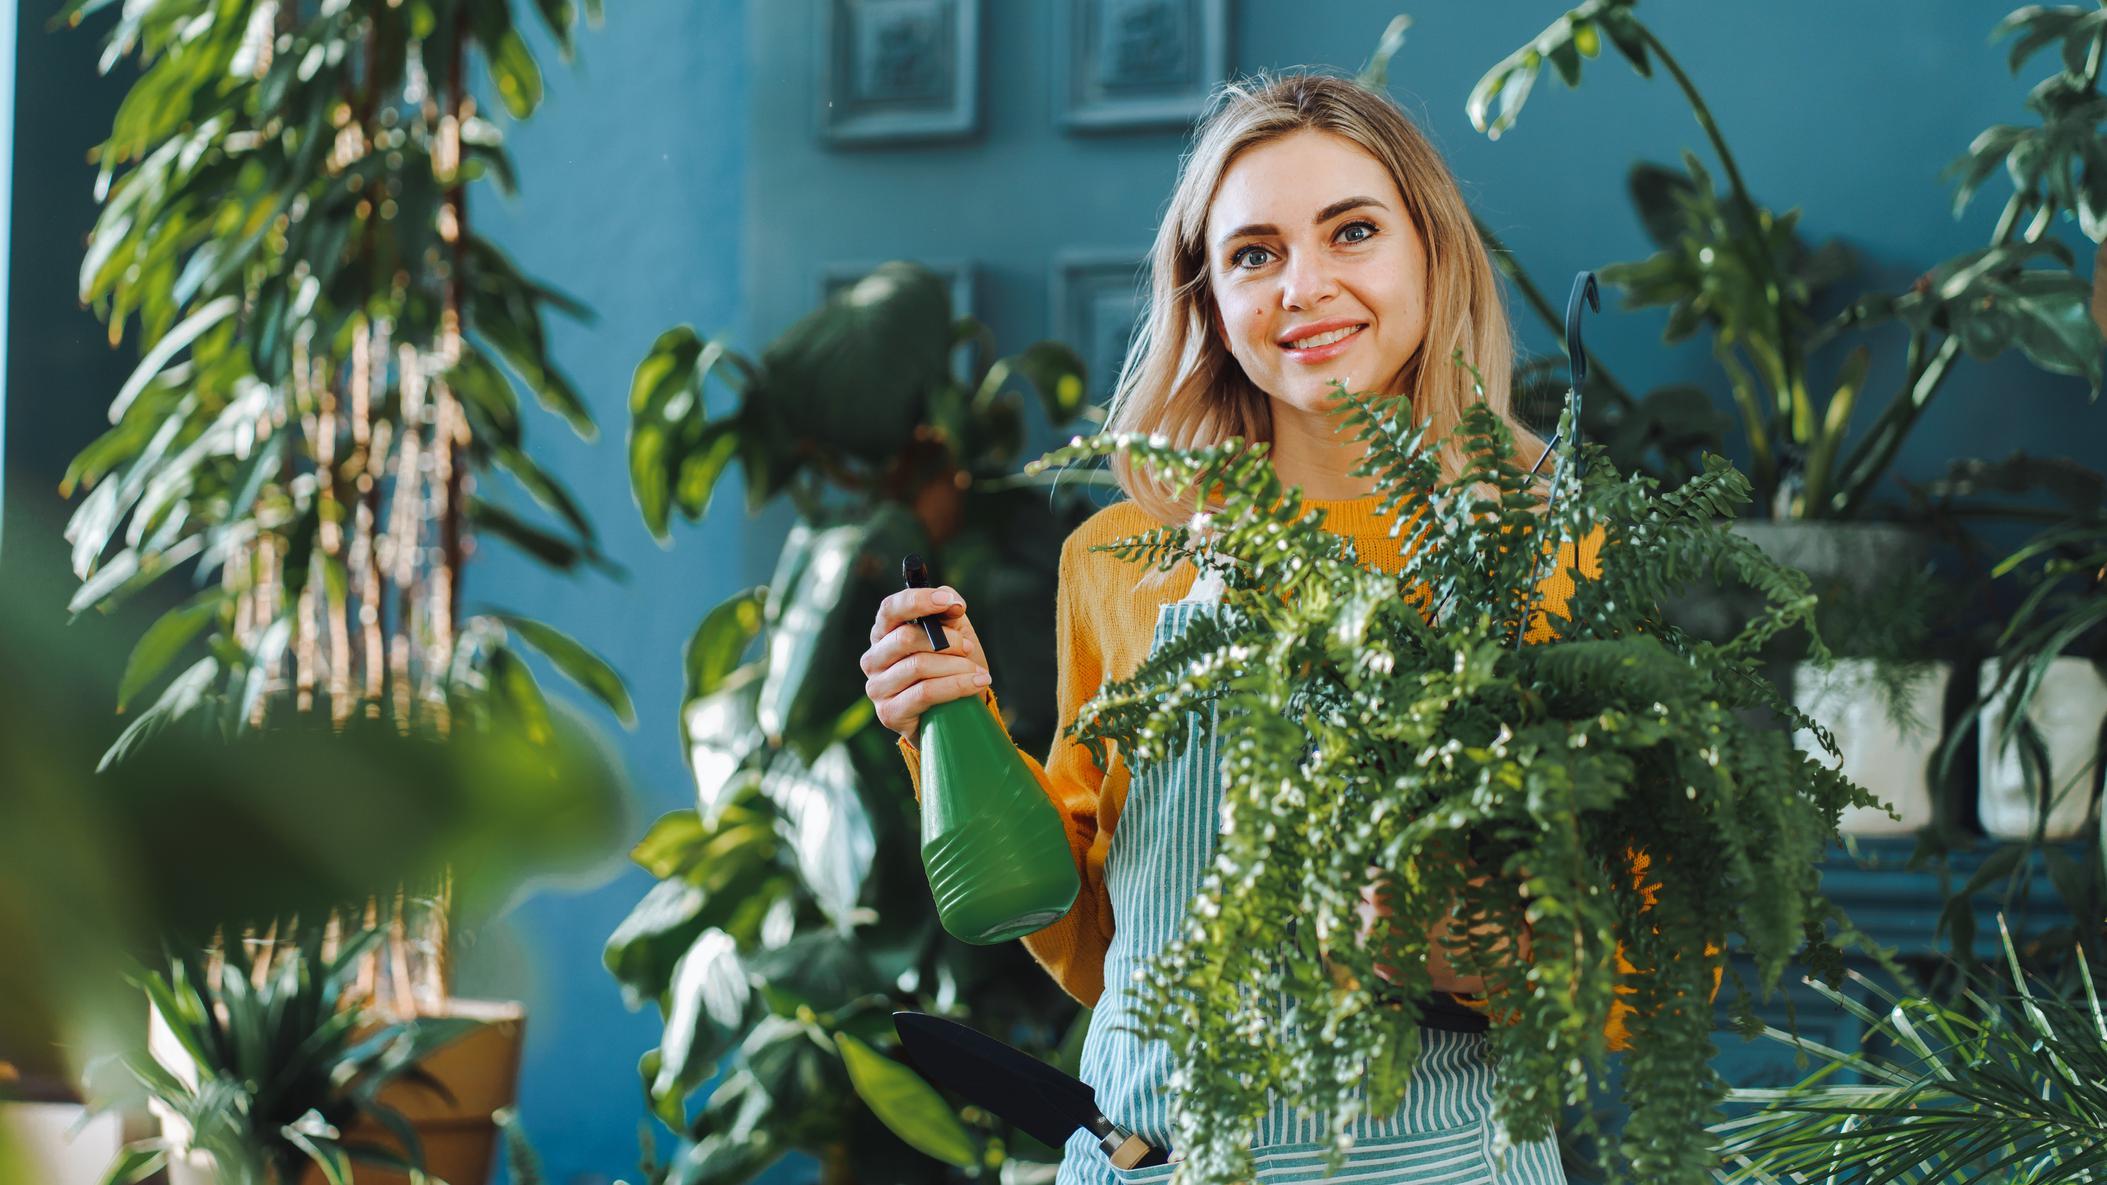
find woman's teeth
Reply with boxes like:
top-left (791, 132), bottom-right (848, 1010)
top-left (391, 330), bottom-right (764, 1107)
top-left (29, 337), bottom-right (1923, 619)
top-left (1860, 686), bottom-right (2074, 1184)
top-left (1285, 325), bottom-right (1363, 350)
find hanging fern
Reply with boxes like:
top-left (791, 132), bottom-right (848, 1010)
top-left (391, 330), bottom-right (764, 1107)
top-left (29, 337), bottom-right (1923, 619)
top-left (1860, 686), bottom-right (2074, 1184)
top-left (1020, 367), bottom-right (1881, 1185)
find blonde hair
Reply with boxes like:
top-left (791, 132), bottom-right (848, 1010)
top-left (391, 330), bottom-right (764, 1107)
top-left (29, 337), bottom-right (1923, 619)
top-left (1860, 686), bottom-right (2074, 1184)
top-left (1101, 69), bottom-right (1546, 527)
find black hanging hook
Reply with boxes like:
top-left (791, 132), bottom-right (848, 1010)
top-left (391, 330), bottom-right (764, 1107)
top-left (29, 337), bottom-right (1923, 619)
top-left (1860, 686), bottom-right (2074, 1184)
top-left (1528, 270), bottom-right (1599, 479)
top-left (1565, 270), bottom-right (1600, 396)
top-left (1515, 270), bottom-right (1599, 653)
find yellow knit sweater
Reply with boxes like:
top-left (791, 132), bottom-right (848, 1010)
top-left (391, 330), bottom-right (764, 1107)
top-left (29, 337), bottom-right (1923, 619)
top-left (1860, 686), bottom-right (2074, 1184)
top-left (896, 492), bottom-right (1629, 1033)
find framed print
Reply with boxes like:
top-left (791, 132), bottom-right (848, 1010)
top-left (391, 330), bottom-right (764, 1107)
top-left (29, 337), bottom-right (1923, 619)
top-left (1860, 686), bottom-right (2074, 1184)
top-left (1052, 251), bottom-right (1148, 403)
top-left (1054, 0), bottom-right (1229, 133)
top-left (819, 0), bottom-right (982, 145)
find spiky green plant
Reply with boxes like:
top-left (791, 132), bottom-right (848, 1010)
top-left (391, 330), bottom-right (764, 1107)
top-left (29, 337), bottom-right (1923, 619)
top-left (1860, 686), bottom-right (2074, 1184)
top-left (1020, 360), bottom-right (1880, 1185)
top-left (1713, 917), bottom-right (2107, 1184)
top-left (95, 924), bottom-right (482, 1185)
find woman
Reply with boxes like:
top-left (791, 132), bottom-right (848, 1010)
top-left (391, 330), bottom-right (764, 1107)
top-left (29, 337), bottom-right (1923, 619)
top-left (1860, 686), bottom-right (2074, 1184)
top-left (861, 71), bottom-right (1592, 1184)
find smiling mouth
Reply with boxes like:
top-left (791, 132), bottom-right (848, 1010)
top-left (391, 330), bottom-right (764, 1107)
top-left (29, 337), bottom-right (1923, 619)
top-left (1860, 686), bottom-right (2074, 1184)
top-left (1281, 324), bottom-right (1366, 351)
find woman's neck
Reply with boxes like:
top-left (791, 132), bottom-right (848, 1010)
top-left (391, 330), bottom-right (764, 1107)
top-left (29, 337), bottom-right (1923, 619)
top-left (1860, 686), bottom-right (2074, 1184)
top-left (1265, 399), bottom-right (1382, 500)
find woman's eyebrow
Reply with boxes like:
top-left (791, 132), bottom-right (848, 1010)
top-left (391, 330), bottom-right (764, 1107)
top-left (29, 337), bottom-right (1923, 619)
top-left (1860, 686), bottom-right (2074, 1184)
top-left (1214, 196), bottom-right (1390, 251)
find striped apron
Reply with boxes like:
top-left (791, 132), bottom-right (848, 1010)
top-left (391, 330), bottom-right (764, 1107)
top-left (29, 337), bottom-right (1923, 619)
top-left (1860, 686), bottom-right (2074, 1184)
top-left (1055, 576), bottom-right (1568, 1185)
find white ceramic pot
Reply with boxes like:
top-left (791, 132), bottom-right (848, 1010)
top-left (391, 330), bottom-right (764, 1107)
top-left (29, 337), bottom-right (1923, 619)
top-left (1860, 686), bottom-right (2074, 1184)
top-left (1791, 658), bottom-right (1951, 835)
top-left (1978, 657), bottom-right (2107, 841)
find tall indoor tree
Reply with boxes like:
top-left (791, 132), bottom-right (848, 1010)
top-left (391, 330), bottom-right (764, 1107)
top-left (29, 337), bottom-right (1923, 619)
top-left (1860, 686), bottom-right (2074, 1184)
top-left (54, 0), bottom-right (632, 1011)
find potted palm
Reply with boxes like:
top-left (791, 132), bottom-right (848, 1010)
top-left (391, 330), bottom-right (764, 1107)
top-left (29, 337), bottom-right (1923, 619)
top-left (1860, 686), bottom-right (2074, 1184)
top-left (53, 0), bottom-right (635, 1177)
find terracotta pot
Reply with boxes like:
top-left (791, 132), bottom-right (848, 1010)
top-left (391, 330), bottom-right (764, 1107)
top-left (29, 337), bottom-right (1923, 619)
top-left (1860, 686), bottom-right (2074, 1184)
top-left (294, 999), bottom-right (525, 1185)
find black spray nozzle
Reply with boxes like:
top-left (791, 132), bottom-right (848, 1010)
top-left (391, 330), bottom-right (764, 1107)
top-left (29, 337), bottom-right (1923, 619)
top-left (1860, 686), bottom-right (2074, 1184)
top-left (901, 553), bottom-right (950, 653)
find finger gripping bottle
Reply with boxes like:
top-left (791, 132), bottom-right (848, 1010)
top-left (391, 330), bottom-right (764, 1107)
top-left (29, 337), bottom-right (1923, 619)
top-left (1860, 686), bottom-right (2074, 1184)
top-left (903, 554), bottom-right (1081, 944)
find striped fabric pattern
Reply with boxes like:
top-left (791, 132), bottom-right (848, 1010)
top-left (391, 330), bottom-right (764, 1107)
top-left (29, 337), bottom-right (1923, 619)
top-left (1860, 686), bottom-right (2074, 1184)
top-left (1054, 596), bottom-right (1567, 1185)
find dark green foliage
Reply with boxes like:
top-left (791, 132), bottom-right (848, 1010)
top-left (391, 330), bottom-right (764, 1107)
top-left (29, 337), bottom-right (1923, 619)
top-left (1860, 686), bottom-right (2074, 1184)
top-left (1452, 0), bottom-right (2103, 519)
top-left (1715, 923), bottom-right (2107, 1184)
top-left (1020, 368), bottom-right (1880, 1185)
top-left (610, 263), bottom-right (1104, 1182)
top-left (58, 0), bottom-right (628, 755)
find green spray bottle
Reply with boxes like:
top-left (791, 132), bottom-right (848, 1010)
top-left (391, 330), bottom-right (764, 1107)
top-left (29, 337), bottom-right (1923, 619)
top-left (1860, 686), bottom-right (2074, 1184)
top-left (903, 554), bottom-right (1081, 944)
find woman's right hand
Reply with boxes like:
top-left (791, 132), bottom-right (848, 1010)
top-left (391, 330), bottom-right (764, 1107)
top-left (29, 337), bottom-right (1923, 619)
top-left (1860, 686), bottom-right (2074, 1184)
top-left (861, 584), bottom-right (992, 746)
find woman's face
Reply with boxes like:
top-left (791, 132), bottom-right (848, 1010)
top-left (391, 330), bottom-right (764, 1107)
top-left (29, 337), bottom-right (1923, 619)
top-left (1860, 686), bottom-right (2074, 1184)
top-left (1203, 128), bottom-right (1429, 418)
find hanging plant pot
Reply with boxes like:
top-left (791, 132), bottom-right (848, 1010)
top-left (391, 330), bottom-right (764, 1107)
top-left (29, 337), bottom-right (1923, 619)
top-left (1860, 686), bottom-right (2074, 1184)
top-left (1977, 657), bottom-right (2107, 841)
top-left (1791, 658), bottom-right (1950, 835)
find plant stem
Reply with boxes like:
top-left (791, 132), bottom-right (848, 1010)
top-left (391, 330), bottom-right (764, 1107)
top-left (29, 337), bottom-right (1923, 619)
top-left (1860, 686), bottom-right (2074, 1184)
top-left (1636, 24), bottom-right (1803, 472)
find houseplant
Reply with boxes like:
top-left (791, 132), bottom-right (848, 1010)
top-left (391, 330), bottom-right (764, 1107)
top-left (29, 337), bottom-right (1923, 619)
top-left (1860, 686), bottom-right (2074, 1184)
top-left (1426, 0), bottom-right (2104, 845)
top-left (605, 261), bottom-right (1104, 1183)
top-left (1712, 918), bottom-right (2107, 1184)
top-left (52, 0), bottom-right (634, 1173)
top-left (1018, 364), bottom-right (1877, 1185)
top-left (95, 924), bottom-right (484, 1185)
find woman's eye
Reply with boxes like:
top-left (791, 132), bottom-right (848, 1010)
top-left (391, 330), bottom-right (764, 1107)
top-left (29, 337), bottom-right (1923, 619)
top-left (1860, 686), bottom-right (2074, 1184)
top-left (1339, 220), bottom-right (1378, 244)
top-left (1231, 245), bottom-right (1273, 269)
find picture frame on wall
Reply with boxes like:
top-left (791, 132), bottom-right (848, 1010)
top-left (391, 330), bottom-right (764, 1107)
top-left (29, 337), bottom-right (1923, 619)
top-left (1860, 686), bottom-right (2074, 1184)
top-left (1054, 0), bottom-right (1229, 133)
top-left (1052, 251), bottom-right (1149, 404)
top-left (819, 0), bottom-right (982, 146)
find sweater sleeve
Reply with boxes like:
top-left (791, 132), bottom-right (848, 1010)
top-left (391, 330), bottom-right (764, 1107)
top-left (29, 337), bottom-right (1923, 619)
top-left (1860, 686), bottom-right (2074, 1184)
top-left (894, 529), bottom-right (1119, 1007)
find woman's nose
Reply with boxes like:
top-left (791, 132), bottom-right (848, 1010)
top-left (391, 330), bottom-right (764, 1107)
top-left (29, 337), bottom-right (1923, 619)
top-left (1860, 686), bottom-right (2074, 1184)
top-left (1278, 249), bottom-right (1340, 310)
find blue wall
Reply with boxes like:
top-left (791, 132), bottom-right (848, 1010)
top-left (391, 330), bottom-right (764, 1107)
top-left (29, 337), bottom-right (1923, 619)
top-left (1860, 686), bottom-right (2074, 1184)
top-left (460, 3), bottom-right (749, 1183)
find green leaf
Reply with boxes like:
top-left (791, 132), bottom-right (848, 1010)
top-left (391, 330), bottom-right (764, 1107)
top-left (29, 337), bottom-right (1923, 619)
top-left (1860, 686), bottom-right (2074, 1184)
top-left (744, 932), bottom-right (886, 1016)
top-left (686, 587), bottom-right (768, 702)
top-left (106, 294), bottom-right (238, 423)
top-left (759, 261), bottom-right (951, 463)
top-left (835, 1031), bottom-right (980, 1169)
top-left (497, 613), bottom-right (636, 726)
top-left (667, 1131), bottom-right (776, 1185)
top-left (487, 643), bottom-right (554, 746)
top-left (653, 929), bottom-right (752, 1105)
top-left (996, 340), bottom-right (1091, 426)
top-left (682, 666), bottom-right (769, 821)
top-left (605, 876), bottom-right (710, 1009)
top-left (98, 1142), bottom-right (169, 1185)
top-left (487, 30), bottom-right (544, 119)
top-left (758, 522), bottom-right (869, 752)
top-left (758, 744), bottom-right (876, 928)
top-left (99, 656), bottom-right (218, 772)
top-left (117, 588), bottom-right (224, 710)
top-left (627, 326), bottom-right (751, 541)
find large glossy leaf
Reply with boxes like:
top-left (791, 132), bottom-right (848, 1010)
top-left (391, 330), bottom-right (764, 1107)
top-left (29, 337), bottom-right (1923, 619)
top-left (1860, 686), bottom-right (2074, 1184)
top-left (686, 588), bottom-right (768, 702)
top-left (743, 931), bottom-right (887, 1016)
top-left (757, 523), bottom-right (867, 752)
top-left (653, 929), bottom-right (753, 1105)
top-left (758, 744), bottom-right (876, 929)
top-left (604, 878), bottom-right (710, 1009)
top-left (739, 1015), bottom-right (852, 1149)
top-left (977, 340), bottom-right (1090, 427)
top-left (683, 665), bottom-right (769, 823)
top-left (667, 1130), bottom-right (777, 1185)
top-left (835, 1031), bottom-right (980, 1169)
top-left (496, 613), bottom-right (636, 726)
top-left (758, 261), bottom-right (951, 463)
